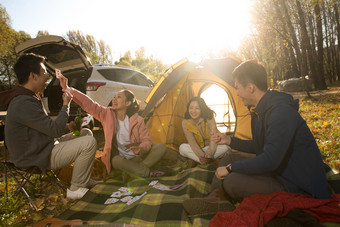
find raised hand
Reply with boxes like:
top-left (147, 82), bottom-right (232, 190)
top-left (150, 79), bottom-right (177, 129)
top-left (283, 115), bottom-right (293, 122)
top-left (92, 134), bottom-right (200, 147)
top-left (57, 71), bottom-right (69, 91)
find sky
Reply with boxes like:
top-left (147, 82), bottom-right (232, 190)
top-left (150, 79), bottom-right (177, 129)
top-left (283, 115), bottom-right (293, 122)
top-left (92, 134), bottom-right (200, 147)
top-left (1, 0), bottom-right (252, 65)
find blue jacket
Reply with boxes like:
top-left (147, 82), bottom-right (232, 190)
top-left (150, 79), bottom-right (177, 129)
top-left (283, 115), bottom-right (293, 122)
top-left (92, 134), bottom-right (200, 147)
top-left (231, 90), bottom-right (330, 199)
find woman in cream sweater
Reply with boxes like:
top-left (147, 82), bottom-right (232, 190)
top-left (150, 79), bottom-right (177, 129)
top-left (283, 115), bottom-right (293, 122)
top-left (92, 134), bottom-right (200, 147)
top-left (179, 97), bottom-right (231, 167)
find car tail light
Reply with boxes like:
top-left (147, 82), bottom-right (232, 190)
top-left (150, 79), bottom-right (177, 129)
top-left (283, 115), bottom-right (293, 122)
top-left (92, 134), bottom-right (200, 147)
top-left (86, 82), bottom-right (106, 91)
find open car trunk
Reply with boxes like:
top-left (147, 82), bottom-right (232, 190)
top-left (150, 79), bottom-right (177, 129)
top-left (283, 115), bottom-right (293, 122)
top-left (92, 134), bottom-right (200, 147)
top-left (15, 35), bottom-right (92, 119)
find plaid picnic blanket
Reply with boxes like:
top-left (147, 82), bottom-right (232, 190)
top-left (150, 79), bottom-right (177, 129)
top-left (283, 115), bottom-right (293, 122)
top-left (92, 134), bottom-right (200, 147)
top-left (58, 164), bottom-right (217, 226)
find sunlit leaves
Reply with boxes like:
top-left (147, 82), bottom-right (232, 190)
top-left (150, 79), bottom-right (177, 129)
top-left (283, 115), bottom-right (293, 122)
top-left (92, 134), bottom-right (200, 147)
top-left (66, 30), bottom-right (112, 65)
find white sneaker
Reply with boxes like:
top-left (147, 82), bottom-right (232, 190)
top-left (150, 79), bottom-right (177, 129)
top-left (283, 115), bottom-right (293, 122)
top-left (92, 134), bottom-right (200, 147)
top-left (86, 178), bottom-right (103, 187)
top-left (67, 187), bottom-right (89, 200)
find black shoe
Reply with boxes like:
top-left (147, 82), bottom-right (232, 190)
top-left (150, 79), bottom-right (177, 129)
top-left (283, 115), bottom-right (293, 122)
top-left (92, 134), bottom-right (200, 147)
top-left (182, 198), bottom-right (235, 216)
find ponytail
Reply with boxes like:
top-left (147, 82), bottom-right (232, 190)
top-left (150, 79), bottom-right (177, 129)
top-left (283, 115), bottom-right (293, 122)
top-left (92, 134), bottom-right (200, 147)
top-left (122, 89), bottom-right (140, 117)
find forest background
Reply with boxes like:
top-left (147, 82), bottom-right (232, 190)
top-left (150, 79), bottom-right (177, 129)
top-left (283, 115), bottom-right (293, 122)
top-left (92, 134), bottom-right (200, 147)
top-left (1, 0), bottom-right (339, 90)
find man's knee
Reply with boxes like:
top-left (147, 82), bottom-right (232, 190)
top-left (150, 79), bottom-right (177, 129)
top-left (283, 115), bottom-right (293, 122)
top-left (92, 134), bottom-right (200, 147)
top-left (81, 136), bottom-right (97, 155)
top-left (218, 154), bottom-right (232, 167)
top-left (223, 173), bottom-right (240, 200)
top-left (80, 128), bottom-right (93, 137)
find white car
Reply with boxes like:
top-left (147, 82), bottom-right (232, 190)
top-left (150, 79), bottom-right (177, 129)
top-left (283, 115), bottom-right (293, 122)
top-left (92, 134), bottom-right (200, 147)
top-left (15, 35), bottom-right (154, 124)
top-left (86, 64), bottom-right (153, 108)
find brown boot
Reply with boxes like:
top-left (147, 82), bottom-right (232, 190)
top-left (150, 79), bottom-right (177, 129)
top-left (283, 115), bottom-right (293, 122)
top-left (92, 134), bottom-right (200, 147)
top-left (204, 186), bottom-right (228, 202)
top-left (182, 186), bottom-right (234, 216)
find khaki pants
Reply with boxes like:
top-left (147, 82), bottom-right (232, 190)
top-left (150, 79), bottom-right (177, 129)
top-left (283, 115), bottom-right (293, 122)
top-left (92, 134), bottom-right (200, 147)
top-left (111, 143), bottom-right (167, 177)
top-left (49, 128), bottom-right (97, 189)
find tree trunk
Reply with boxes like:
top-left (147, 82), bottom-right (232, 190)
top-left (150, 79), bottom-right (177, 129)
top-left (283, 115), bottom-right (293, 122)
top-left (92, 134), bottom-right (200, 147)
top-left (314, 0), bottom-right (327, 89)
top-left (334, 1), bottom-right (340, 81)
top-left (273, 1), bottom-right (299, 78)
top-left (295, 0), bottom-right (318, 89)
top-left (281, 1), bottom-right (303, 77)
top-left (322, 1), bottom-right (332, 83)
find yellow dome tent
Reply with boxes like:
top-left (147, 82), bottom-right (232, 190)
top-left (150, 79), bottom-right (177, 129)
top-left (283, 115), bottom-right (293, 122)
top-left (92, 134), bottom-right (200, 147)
top-left (141, 57), bottom-right (252, 152)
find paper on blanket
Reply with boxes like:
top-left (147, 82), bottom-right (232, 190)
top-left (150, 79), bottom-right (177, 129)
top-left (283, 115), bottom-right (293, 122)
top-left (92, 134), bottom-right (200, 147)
top-left (126, 192), bottom-right (147, 206)
top-left (120, 196), bottom-right (133, 202)
top-left (118, 187), bottom-right (130, 192)
top-left (122, 191), bottom-right (133, 196)
top-left (149, 180), bottom-right (158, 186)
top-left (110, 191), bottom-right (122, 198)
top-left (153, 184), bottom-right (170, 191)
top-left (104, 198), bottom-right (119, 205)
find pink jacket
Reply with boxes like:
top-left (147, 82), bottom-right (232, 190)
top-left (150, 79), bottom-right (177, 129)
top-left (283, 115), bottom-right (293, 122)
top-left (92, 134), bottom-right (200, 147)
top-left (69, 88), bottom-right (152, 173)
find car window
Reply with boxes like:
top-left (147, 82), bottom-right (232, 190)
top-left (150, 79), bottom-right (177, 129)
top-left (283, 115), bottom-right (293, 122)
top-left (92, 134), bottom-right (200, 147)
top-left (98, 68), bottom-right (152, 87)
top-left (97, 68), bottom-right (118, 81)
top-left (134, 74), bottom-right (153, 87)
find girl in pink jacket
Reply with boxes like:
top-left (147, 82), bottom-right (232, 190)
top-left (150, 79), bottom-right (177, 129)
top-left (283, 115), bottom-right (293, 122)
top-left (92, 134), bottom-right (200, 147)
top-left (59, 75), bottom-right (168, 178)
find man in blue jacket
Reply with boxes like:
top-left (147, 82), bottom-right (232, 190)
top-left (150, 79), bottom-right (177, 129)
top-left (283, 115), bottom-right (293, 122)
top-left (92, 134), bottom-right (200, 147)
top-left (183, 59), bottom-right (330, 215)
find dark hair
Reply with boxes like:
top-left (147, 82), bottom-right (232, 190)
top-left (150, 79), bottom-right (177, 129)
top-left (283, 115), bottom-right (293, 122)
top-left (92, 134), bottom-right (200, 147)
top-left (184, 97), bottom-right (215, 120)
top-left (121, 89), bottom-right (140, 117)
top-left (14, 53), bottom-right (46, 85)
top-left (232, 59), bottom-right (268, 91)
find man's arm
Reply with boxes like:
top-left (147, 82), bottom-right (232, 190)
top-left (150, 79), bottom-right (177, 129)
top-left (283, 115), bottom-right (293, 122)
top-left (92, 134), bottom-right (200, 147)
top-left (231, 106), bottom-right (299, 174)
top-left (16, 96), bottom-right (68, 138)
top-left (212, 131), bottom-right (256, 153)
top-left (230, 137), bottom-right (257, 154)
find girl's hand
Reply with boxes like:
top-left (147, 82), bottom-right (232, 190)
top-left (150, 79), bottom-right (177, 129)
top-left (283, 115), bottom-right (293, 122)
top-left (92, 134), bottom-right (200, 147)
top-left (58, 74), bottom-right (69, 90)
top-left (129, 146), bottom-right (141, 155)
top-left (204, 149), bottom-right (213, 159)
top-left (199, 153), bottom-right (210, 165)
top-left (204, 153), bottom-right (213, 159)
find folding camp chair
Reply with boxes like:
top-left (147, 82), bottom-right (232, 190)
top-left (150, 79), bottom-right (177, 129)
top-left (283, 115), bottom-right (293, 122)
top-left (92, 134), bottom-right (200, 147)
top-left (1, 135), bottom-right (66, 210)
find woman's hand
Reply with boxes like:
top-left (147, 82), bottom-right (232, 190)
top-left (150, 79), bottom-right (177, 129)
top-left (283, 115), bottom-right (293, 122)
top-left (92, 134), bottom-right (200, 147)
top-left (215, 166), bottom-right (229, 180)
top-left (58, 73), bottom-right (69, 91)
top-left (130, 146), bottom-right (143, 156)
top-left (199, 153), bottom-right (210, 165)
top-left (204, 149), bottom-right (213, 159)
